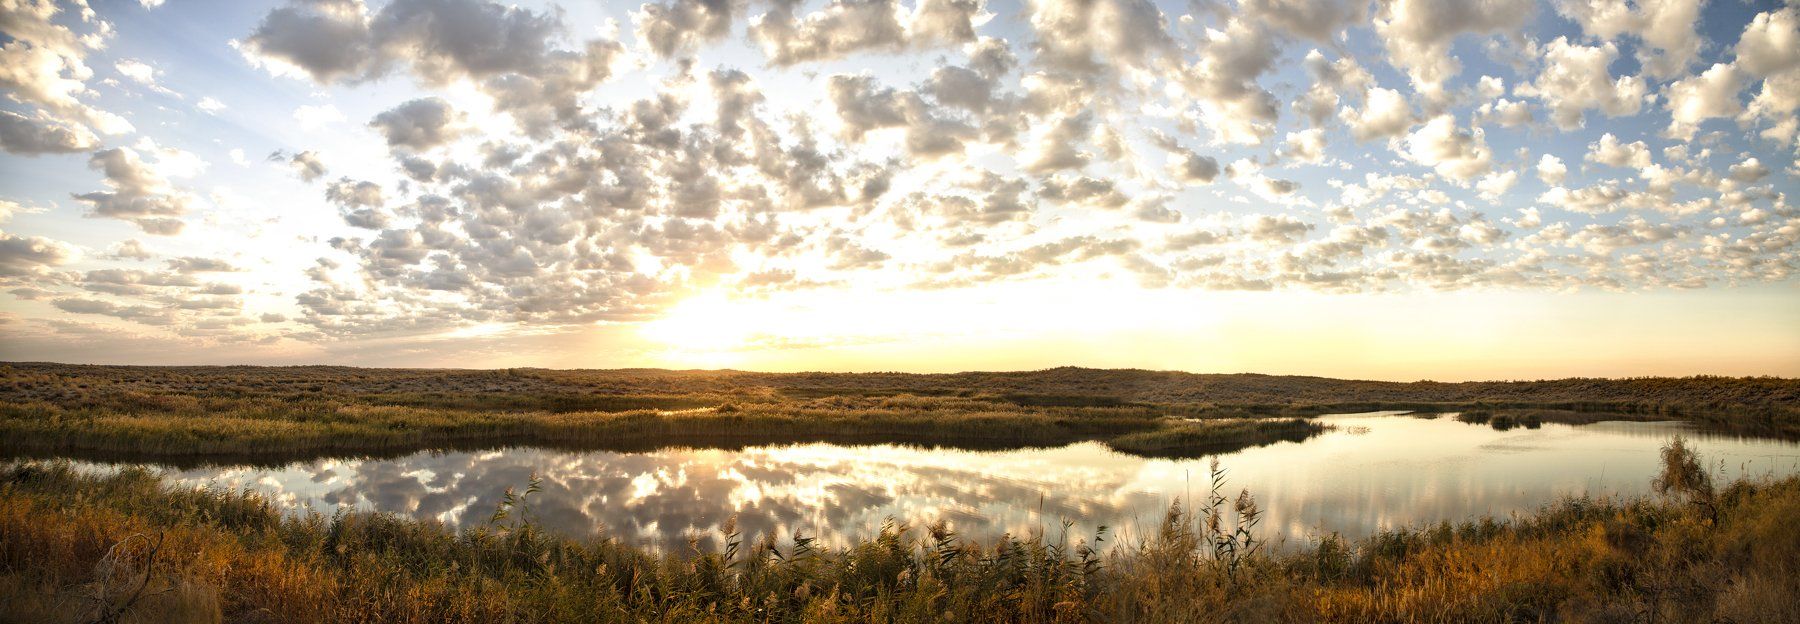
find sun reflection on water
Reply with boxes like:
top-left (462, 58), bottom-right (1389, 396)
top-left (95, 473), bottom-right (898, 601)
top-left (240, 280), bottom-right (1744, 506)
top-left (89, 413), bottom-right (1800, 554)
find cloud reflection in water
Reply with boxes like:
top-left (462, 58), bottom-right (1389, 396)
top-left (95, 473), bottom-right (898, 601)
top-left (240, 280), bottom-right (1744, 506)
top-left (137, 414), bottom-right (1800, 552)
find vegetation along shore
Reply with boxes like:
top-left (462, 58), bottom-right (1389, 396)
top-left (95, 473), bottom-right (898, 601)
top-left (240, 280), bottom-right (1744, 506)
top-left (3, 437), bottom-right (1794, 623)
top-left (2, 363), bottom-right (1796, 465)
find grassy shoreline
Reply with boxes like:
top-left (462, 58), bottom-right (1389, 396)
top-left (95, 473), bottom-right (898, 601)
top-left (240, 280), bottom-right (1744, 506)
top-left (0, 393), bottom-right (1346, 465)
top-left (4, 439), bottom-right (1796, 623)
top-left (5, 363), bottom-right (1796, 465)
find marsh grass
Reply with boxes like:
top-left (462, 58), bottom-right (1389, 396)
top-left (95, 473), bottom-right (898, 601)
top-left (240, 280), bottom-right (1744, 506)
top-left (1103, 418), bottom-right (1328, 458)
top-left (3, 365), bottom-right (1796, 466)
top-left (0, 391), bottom-right (1334, 465)
top-left (5, 435), bottom-right (1798, 623)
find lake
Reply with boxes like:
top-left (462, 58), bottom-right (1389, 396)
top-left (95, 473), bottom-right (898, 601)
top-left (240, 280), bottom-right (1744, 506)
top-left (66, 412), bottom-right (1800, 552)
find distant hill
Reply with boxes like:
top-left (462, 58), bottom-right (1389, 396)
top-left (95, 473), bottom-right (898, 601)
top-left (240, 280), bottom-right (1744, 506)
top-left (4, 362), bottom-right (1796, 410)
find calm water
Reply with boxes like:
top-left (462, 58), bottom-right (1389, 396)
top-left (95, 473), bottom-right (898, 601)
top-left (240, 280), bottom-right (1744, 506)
top-left (73, 412), bottom-right (1800, 551)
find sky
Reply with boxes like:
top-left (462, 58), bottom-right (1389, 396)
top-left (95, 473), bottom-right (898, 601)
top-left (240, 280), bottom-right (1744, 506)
top-left (0, 0), bottom-right (1796, 380)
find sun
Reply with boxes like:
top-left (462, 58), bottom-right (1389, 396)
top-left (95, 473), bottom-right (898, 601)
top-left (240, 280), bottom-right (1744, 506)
top-left (637, 292), bottom-right (769, 356)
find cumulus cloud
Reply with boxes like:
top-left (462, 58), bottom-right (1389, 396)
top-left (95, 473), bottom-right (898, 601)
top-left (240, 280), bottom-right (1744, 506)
top-left (0, 231), bottom-right (79, 276)
top-left (1341, 87), bottom-right (1413, 140)
top-left (1554, 0), bottom-right (1704, 79)
top-left (1584, 133), bottom-right (1652, 169)
top-left (1517, 37), bottom-right (1646, 129)
top-left (1536, 153), bottom-right (1568, 185)
top-left (1401, 115), bottom-right (1493, 181)
top-left (1241, 0), bottom-right (1368, 43)
top-left (70, 147), bottom-right (197, 235)
top-left (0, 109), bottom-right (98, 154)
top-left (749, 0), bottom-right (984, 66)
top-left (633, 0), bottom-right (737, 58)
top-left (6, 0), bottom-right (1798, 350)
top-left (1663, 63), bottom-right (1746, 140)
top-left (273, 150), bottom-right (328, 182)
top-left (1374, 0), bottom-right (1534, 100)
top-left (369, 97), bottom-right (467, 150)
top-left (0, 0), bottom-right (132, 147)
top-left (242, 0), bottom-right (625, 134)
top-left (1025, 0), bottom-right (1174, 78)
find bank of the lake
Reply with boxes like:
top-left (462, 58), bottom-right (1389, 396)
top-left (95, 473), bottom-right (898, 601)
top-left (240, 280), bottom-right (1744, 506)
top-left (5, 438), bottom-right (1798, 623)
top-left (4, 364), bottom-right (1797, 467)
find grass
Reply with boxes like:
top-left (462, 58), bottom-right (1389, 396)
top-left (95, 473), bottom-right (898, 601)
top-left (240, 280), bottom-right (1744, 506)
top-left (1103, 418), bottom-right (1330, 458)
top-left (2, 363), bottom-right (1795, 465)
top-left (3, 438), bottom-right (1796, 623)
top-left (0, 390), bottom-right (1337, 465)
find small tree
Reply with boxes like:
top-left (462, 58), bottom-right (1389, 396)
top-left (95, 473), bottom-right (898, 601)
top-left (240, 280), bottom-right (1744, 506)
top-left (1653, 436), bottom-right (1716, 523)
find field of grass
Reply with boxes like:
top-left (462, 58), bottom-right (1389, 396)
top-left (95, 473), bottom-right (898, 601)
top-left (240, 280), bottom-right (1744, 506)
top-left (0, 390), bottom-right (1333, 465)
top-left (2, 363), bottom-right (1795, 465)
top-left (3, 438), bottom-right (1794, 623)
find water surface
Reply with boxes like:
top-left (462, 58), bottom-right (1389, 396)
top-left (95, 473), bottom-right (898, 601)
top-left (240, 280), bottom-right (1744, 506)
top-left (74, 412), bottom-right (1800, 551)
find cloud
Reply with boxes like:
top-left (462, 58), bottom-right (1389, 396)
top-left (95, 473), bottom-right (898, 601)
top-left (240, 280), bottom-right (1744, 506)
top-left (368, 97), bottom-right (468, 150)
top-left (1182, 18), bottom-right (1280, 144)
top-left (1283, 128), bottom-right (1326, 164)
top-left (0, 109), bottom-right (98, 154)
top-left (1168, 149), bottom-right (1221, 184)
top-left (633, 0), bottom-right (737, 59)
top-left (1536, 153), bottom-right (1567, 185)
top-left (1727, 158), bottom-right (1769, 183)
top-left (243, 0), bottom-right (625, 133)
top-left (1021, 112), bottom-right (1091, 173)
top-left (1246, 214), bottom-right (1313, 243)
top-left (0, 0), bottom-right (132, 143)
top-left (1295, 50), bottom-right (1372, 127)
top-left (70, 147), bottom-right (196, 235)
top-left (1663, 63), bottom-right (1746, 140)
top-left (0, 231), bottom-right (79, 276)
top-left (1374, 0), bottom-right (1534, 100)
top-left (6, 0), bottom-right (1792, 351)
top-left (166, 257), bottom-right (240, 273)
top-left (1241, 0), bottom-right (1367, 43)
top-left (238, 0), bottom-right (379, 82)
top-left (1584, 133), bottom-right (1652, 169)
top-left (1025, 0), bottom-right (1174, 78)
top-left (1401, 114), bottom-right (1493, 181)
top-left (1554, 0), bottom-right (1704, 79)
top-left (750, 0), bottom-right (984, 66)
top-left (109, 239), bottom-right (153, 261)
top-left (114, 58), bottom-right (160, 87)
top-left (1517, 37), bottom-right (1646, 129)
top-left (273, 150), bottom-right (328, 182)
top-left (1734, 7), bottom-right (1799, 77)
top-left (1734, 8), bottom-right (1800, 132)
top-left (1341, 87), bottom-right (1412, 140)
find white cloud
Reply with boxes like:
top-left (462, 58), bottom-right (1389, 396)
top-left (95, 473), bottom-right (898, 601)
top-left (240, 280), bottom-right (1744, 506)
top-left (1554, 0), bottom-right (1704, 79)
top-left (1518, 37), bottom-right (1646, 129)
top-left (3, 0), bottom-right (1798, 350)
top-left (1402, 114), bottom-right (1493, 181)
top-left (1584, 133), bottom-right (1652, 169)
top-left (1536, 154), bottom-right (1568, 185)
top-left (0, 110), bottom-right (98, 154)
top-left (1664, 63), bottom-right (1747, 139)
top-left (1340, 87), bottom-right (1412, 140)
top-left (1374, 0), bottom-right (1534, 100)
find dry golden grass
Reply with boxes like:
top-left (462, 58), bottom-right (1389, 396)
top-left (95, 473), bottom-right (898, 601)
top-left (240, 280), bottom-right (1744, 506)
top-left (3, 438), bottom-right (1796, 623)
top-left (2, 363), bottom-right (1793, 465)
